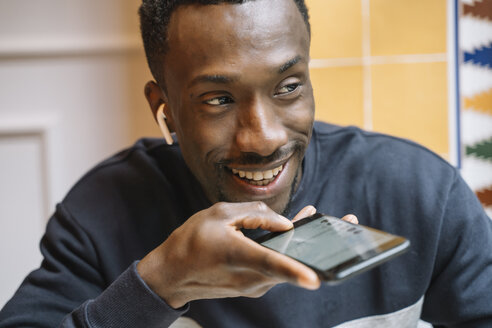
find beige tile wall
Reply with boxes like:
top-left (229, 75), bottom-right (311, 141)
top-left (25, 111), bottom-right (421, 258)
top-left (307, 0), bottom-right (449, 158)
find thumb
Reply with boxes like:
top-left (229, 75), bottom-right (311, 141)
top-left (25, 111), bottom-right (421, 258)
top-left (292, 205), bottom-right (317, 223)
top-left (341, 214), bottom-right (358, 224)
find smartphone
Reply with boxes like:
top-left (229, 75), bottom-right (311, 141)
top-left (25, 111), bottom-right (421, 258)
top-left (255, 213), bottom-right (410, 284)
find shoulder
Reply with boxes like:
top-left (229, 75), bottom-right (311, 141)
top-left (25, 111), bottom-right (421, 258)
top-left (312, 121), bottom-right (455, 179)
top-left (64, 138), bottom-right (184, 201)
top-left (308, 121), bottom-right (460, 230)
top-left (59, 139), bottom-right (194, 233)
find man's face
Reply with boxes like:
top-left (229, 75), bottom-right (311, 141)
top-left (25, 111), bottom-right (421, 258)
top-left (160, 0), bottom-right (314, 214)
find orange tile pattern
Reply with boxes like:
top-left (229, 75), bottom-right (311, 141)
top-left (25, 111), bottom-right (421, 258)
top-left (307, 0), bottom-right (450, 158)
top-left (309, 0), bottom-right (363, 58)
top-left (465, 89), bottom-right (492, 116)
top-left (369, 0), bottom-right (447, 56)
top-left (310, 66), bottom-right (364, 127)
top-left (371, 62), bottom-right (449, 154)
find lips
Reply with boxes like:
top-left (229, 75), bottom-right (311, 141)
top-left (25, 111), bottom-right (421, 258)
top-left (230, 164), bottom-right (284, 186)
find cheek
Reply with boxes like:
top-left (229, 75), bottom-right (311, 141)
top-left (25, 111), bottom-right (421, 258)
top-left (284, 97), bottom-right (315, 135)
top-left (299, 86), bottom-right (315, 128)
top-left (178, 114), bottom-right (235, 167)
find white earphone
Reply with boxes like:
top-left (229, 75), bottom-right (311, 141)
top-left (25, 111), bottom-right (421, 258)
top-left (156, 104), bottom-right (173, 145)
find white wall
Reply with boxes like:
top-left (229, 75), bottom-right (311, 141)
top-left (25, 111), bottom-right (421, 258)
top-left (0, 0), bottom-right (159, 307)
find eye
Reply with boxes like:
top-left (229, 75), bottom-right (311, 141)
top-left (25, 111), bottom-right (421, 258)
top-left (275, 83), bottom-right (301, 96)
top-left (204, 96), bottom-right (234, 106)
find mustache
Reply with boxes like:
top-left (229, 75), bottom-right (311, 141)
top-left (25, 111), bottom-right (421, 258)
top-left (216, 142), bottom-right (303, 167)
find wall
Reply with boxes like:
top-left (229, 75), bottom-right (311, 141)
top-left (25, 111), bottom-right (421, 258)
top-left (0, 0), bottom-right (157, 307)
top-left (307, 0), bottom-right (455, 163)
top-left (306, 0), bottom-right (492, 217)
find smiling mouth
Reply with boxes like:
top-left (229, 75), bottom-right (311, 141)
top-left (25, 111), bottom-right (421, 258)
top-left (230, 164), bottom-right (284, 186)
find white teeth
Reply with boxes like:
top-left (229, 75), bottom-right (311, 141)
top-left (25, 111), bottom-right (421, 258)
top-left (253, 172), bottom-right (263, 181)
top-left (263, 170), bottom-right (273, 179)
top-left (230, 164), bottom-right (284, 183)
top-left (250, 179), bottom-right (269, 186)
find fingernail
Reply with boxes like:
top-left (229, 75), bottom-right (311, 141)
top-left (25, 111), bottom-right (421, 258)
top-left (299, 271), bottom-right (320, 290)
top-left (308, 206), bottom-right (317, 215)
top-left (347, 215), bottom-right (358, 224)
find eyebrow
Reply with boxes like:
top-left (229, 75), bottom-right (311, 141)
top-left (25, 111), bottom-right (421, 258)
top-left (188, 55), bottom-right (304, 88)
top-left (278, 55), bottom-right (303, 74)
top-left (188, 74), bottom-right (236, 88)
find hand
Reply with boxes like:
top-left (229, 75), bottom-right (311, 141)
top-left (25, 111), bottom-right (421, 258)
top-left (137, 202), bottom-right (359, 308)
top-left (137, 202), bottom-right (319, 308)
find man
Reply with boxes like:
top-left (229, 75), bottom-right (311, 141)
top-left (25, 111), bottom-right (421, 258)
top-left (1, 0), bottom-right (491, 327)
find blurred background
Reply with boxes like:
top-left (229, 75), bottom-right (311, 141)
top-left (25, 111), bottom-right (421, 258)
top-left (308, 0), bottom-right (492, 217)
top-left (0, 0), bottom-right (491, 309)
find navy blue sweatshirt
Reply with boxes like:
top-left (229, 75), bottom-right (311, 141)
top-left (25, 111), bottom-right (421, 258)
top-left (1, 122), bottom-right (491, 327)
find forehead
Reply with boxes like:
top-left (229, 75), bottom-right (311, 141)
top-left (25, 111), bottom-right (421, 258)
top-left (169, 0), bottom-right (307, 47)
top-left (163, 0), bottom-right (310, 84)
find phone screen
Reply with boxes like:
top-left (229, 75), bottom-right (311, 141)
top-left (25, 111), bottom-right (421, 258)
top-left (256, 214), bottom-right (409, 281)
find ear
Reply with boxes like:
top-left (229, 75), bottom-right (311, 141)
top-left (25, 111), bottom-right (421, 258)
top-left (144, 81), bottom-right (175, 131)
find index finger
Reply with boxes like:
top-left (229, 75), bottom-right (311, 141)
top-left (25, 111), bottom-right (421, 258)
top-left (224, 201), bottom-right (294, 232)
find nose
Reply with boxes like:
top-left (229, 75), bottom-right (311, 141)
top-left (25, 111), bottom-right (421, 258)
top-left (234, 98), bottom-right (288, 157)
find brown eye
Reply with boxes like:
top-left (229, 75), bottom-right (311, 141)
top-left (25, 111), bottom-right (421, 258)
top-left (204, 96), bottom-right (234, 105)
top-left (276, 83), bottom-right (300, 95)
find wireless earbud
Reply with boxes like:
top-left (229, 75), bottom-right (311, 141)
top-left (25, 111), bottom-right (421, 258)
top-left (156, 104), bottom-right (173, 145)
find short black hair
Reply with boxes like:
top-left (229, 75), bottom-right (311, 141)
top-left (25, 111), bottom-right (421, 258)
top-left (139, 0), bottom-right (311, 86)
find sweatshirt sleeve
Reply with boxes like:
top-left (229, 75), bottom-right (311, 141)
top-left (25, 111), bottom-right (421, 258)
top-left (0, 204), bottom-right (187, 328)
top-left (421, 172), bottom-right (492, 327)
top-left (60, 262), bottom-right (187, 327)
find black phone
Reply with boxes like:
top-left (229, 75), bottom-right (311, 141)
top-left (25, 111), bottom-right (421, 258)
top-left (255, 213), bottom-right (410, 284)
